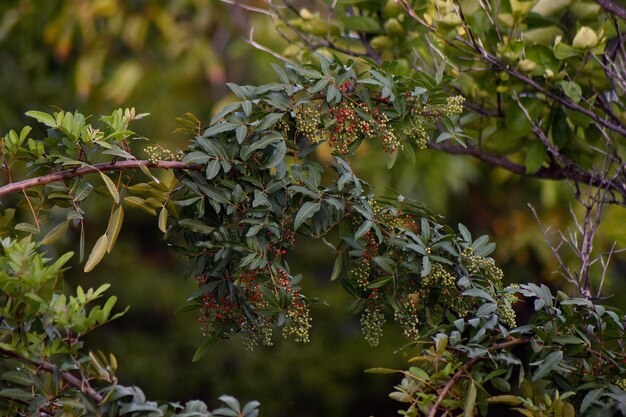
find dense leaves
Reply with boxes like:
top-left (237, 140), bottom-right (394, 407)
top-left (3, 1), bottom-right (626, 416)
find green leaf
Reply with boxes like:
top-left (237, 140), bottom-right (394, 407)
top-left (532, 350), bottom-right (563, 381)
top-left (192, 337), bottom-right (219, 362)
top-left (182, 151), bottom-right (210, 164)
top-left (525, 140), bottom-right (547, 174)
top-left (25, 110), bottom-right (57, 128)
top-left (241, 131), bottom-right (283, 160)
top-left (580, 389), bottom-right (603, 413)
top-left (367, 275), bottom-right (393, 289)
top-left (178, 219), bottom-right (215, 234)
top-left (264, 140), bottom-right (287, 169)
top-left (204, 121), bottom-right (239, 137)
top-left (106, 206), bottom-right (124, 254)
top-left (158, 207), bottom-right (168, 233)
top-left (355, 220), bottom-right (373, 239)
top-left (84, 234), bottom-right (109, 272)
top-left (14, 222), bottom-right (40, 234)
top-left (99, 172), bottom-right (120, 204)
top-left (0, 388), bottom-right (35, 401)
top-left (206, 159), bottom-right (221, 180)
top-left (294, 201), bottom-right (321, 230)
top-left (236, 125), bottom-right (248, 144)
top-left (341, 16), bottom-right (382, 33)
top-left (42, 220), bottom-right (69, 245)
top-left (364, 367), bottom-right (400, 374)
top-left (464, 382), bottom-right (477, 417)
top-left (331, 255), bottom-right (342, 281)
top-left (559, 80), bottom-right (582, 103)
top-left (487, 395), bottom-right (523, 405)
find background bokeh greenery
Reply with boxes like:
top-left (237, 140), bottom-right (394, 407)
top-left (1, 1), bottom-right (625, 416)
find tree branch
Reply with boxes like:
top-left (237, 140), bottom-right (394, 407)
top-left (0, 160), bottom-right (203, 197)
top-left (0, 347), bottom-right (104, 403)
top-left (595, 0), bottom-right (626, 20)
top-left (427, 338), bottom-right (529, 417)
top-left (427, 142), bottom-right (626, 201)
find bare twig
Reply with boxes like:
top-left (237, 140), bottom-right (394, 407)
top-left (594, 0), bottom-right (626, 20)
top-left (528, 204), bottom-right (580, 290)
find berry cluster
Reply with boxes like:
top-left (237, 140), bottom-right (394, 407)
top-left (145, 145), bottom-right (184, 164)
top-left (295, 106), bottom-right (321, 140)
top-left (275, 118), bottom-right (291, 140)
top-left (327, 102), bottom-right (374, 155)
top-left (394, 296), bottom-right (421, 341)
top-left (497, 284), bottom-right (519, 328)
top-left (242, 318), bottom-right (274, 350)
top-left (402, 121), bottom-right (429, 149)
top-left (442, 95), bottom-right (465, 116)
top-left (282, 298), bottom-right (312, 343)
top-left (351, 258), bottom-right (371, 289)
top-left (462, 248), bottom-right (504, 282)
top-left (361, 303), bottom-right (386, 347)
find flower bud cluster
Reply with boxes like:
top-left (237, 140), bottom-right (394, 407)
top-left (462, 248), bottom-right (504, 282)
top-left (402, 121), bottom-right (429, 149)
top-left (394, 297), bottom-right (420, 341)
top-left (296, 106), bottom-right (321, 139)
top-left (497, 284), bottom-right (519, 328)
top-left (282, 298), bottom-right (312, 343)
top-left (351, 258), bottom-right (370, 289)
top-left (242, 318), bottom-right (274, 350)
top-left (145, 145), bottom-right (184, 164)
top-left (361, 304), bottom-right (386, 346)
top-left (442, 96), bottom-right (465, 116)
top-left (275, 118), bottom-right (291, 140)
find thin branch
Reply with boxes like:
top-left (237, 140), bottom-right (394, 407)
top-left (426, 142), bottom-right (626, 201)
top-left (399, 1), bottom-right (626, 138)
top-left (528, 204), bottom-right (580, 290)
top-left (595, 0), bottom-right (626, 20)
top-left (0, 160), bottom-right (203, 197)
top-left (427, 338), bottom-right (529, 417)
top-left (245, 28), bottom-right (295, 65)
top-left (0, 348), bottom-right (104, 403)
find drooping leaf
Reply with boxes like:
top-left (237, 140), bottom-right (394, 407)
top-left (99, 172), bottom-right (120, 204)
top-left (106, 206), bottom-right (124, 254)
top-left (84, 234), bottom-right (109, 272)
top-left (294, 201), bottom-right (321, 230)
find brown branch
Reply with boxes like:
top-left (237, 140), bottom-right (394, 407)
top-left (595, 0), bottom-right (626, 20)
top-left (427, 338), bottom-right (529, 417)
top-left (0, 347), bottom-right (104, 403)
top-left (399, 0), bottom-right (626, 138)
top-left (0, 160), bottom-right (203, 197)
top-left (426, 142), bottom-right (626, 201)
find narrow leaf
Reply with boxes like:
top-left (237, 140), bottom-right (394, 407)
top-left (84, 234), bottom-right (109, 272)
top-left (192, 337), bottom-right (219, 362)
top-left (158, 207), bottom-right (168, 233)
top-left (99, 172), bottom-right (120, 204)
top-left (464, 382), bottom-right (477, 417)
top-left (106, 206), bottom-right (124, 254)
top-left (42, 221), bottom-right (69, 245)
top-left (294, 201), bottom-right (321, 230)
top-left (532, 351), bottom-right (563, 381)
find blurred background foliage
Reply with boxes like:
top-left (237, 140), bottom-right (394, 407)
top-left (0, 0), bottom-right (624, 416)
